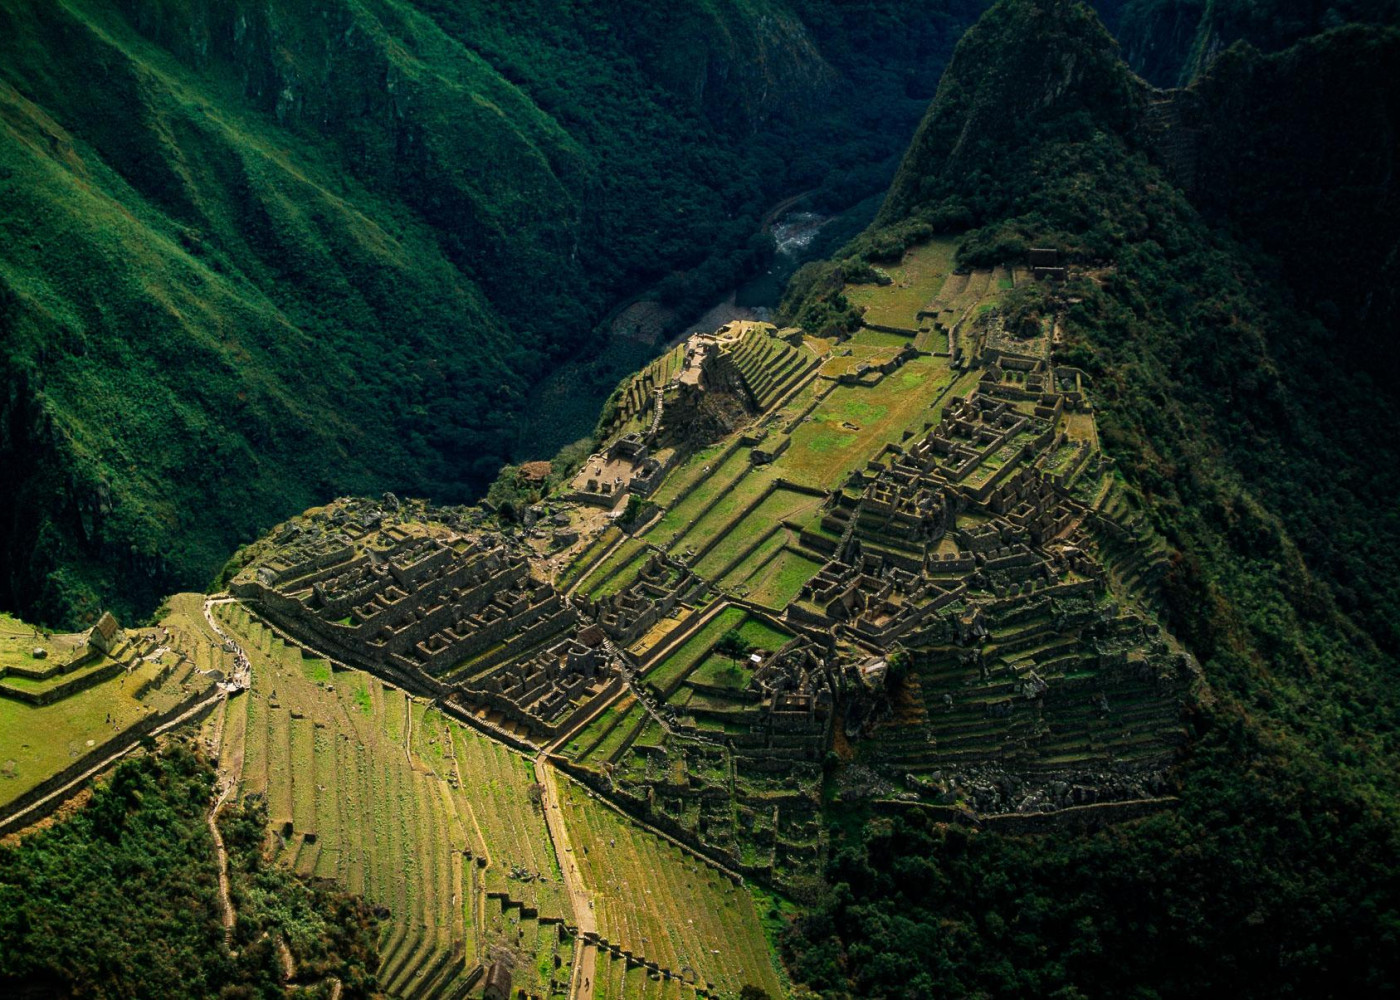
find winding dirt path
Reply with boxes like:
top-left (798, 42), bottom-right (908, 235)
top-left (209, 781), bottom-right (237, 951)
top-left (202, 595), bottom-right (254, 954)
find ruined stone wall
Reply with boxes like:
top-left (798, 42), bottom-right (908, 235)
top-left (429, 606), bottom-right (576, 679)
top-left (268, 544), bottom-right (357, 588)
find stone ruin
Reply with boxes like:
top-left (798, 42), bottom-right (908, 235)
top-left (569, 432), bottom-right (671, 509)
top-left (758, 359), bottom-right (1198, 801)
top-left (572, 549), bottom-right (705, 646)
top-left (232, 504), bottom-right (621, 741)
top-left (223, 267), bottom-right (1202, 889)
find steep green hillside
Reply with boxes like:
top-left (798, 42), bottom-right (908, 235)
top-left (0, 0), bottom-right (989, 629)
top-left (0, 746), bottom-right (380, 998)
top-left (782, 0), bottom-right (1400, 994)
top-left (1182, 26), bottom-right (1400, 388)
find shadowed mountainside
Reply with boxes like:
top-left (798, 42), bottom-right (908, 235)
top-left (0, 0), bottom-right (989, 627)
top-left (781, 0), bottom-right (1400, 994)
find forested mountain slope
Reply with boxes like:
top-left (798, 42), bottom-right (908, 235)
top-left (1180, 26), bottom-right (1400, 388)
top-left (0, 0), bottom-right (986, 629)
top-left (781, 0), bottom-right (1400, 994)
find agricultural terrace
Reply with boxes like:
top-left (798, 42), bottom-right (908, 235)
top-left (648, 440), bottom-right (734, 508)
top-left (720, 542), bottom-right (825, 611)
top-left (600, 341), bottom-right (690, 440)
top-left (479, 893), bottom-right (575, 999)
top-left (591, 948), bottom-right (707, 1000)
top-left (725, 324), bottom-right (819, 411)
top-left (558, 525), bottom-right (625, 592)
top-left (645, 445), bottom-right (753, 549)
top-left (557, 778), bottom-right (786, 999)
top-left (673, 616), bottom-right (790, 696)
top-left (567, 694), bottom-right (646, 766)
top-left (842, 237), bottom-right (956, 331)
top-left (530, 236), bottom-right (1195, 886)
top-left (578, 535), bottom-right (652, 600)
top-left (0, 596), bottom-right (221, 809)
top-left (641, 607), bottom-right (766, 697)
top-left (153, 235), bottom-right (1191, 1000)
top-left (214, 602), bottom-right (571, 998)
top-left (633, 335), bottom-right (973, 625)
top-left (679, 484), bottom-right (822, 573)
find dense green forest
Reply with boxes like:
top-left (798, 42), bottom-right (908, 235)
top-left (780, 0), bottom-right (1400, 995)
top-left (0, 0), bottom-right (988, 629)
top-left (4, 0), bottom-right (1393, 630)
top-left (0, 745), bottom-right (379, 998)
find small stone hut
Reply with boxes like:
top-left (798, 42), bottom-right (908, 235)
top-left (88, 611), bottom-right (123, 655)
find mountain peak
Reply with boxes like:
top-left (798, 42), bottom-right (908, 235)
top-left (879, 0), bottom-right (1137, 227)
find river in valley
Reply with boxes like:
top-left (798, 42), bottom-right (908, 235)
top-left (515, 193), bottom-right (880, 458)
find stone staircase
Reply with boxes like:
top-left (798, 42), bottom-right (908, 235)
top-left (647, 387), bottom-right (665, 439)
top-left (1139, 90), bottom-right (1201, 191)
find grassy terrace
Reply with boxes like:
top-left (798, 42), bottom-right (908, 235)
top-left (564, 693), bottom-right (638, 759)
top-left (643, 607), bottom-right (748, 696)
top-left (777, 358), bottom-right (961, 488)
top-left (480, 896), bottom-right (574, 998)
top-left (687, 659), bottom-right (752, 693)
top-left (771, 374), bottom-right (830, 431)
top-left (646, 446), bottom-right (755, 548)
top-left (818, 343), bottom-right (904, 379)
top-left (847, 327), bottom-right (917, 349)
top-left (558, 526), bottom-right (624, 592)
top-left (0, 596), bottom-right (222, 809)
top-left (592, 949), bottom-right (706, 999)
top-left (577, 699), bottom-right (648, 767)
top-left (626, 609), bottom-right (695, 660)
top-left (668, 467), bottom-right (786, 560)
top-left (843, 238), bottom-right (957, 330)
top-left (579, 536), bottom-right (651, 599)
top-left (606, 343), bottom-right (690, 439)
top-left (559, 779), bottom-right (786, 998)
top-left (727, 325), bottom-right (819, 412)
top-left (645, 609), bottom-right (793, 703)
top-left (717, 527), bottom-right (790, 592)
top-left (0, 657), bottom-right (115, 700)
top-left (690, 488), bottom-right (824, 580)
top-left (734, 546), bottom-right (825, 610)
top-left (950, 268), bottom-right (994, 314)
top-left (683, 614), bottom-right (793, 694)
top-left (876, 609), bottom-right (1187, 777)
top-left (648, 440), bottom-right (734, 507)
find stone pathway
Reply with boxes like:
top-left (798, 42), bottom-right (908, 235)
top-left (534, 751), bottom-right (597, 1000)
